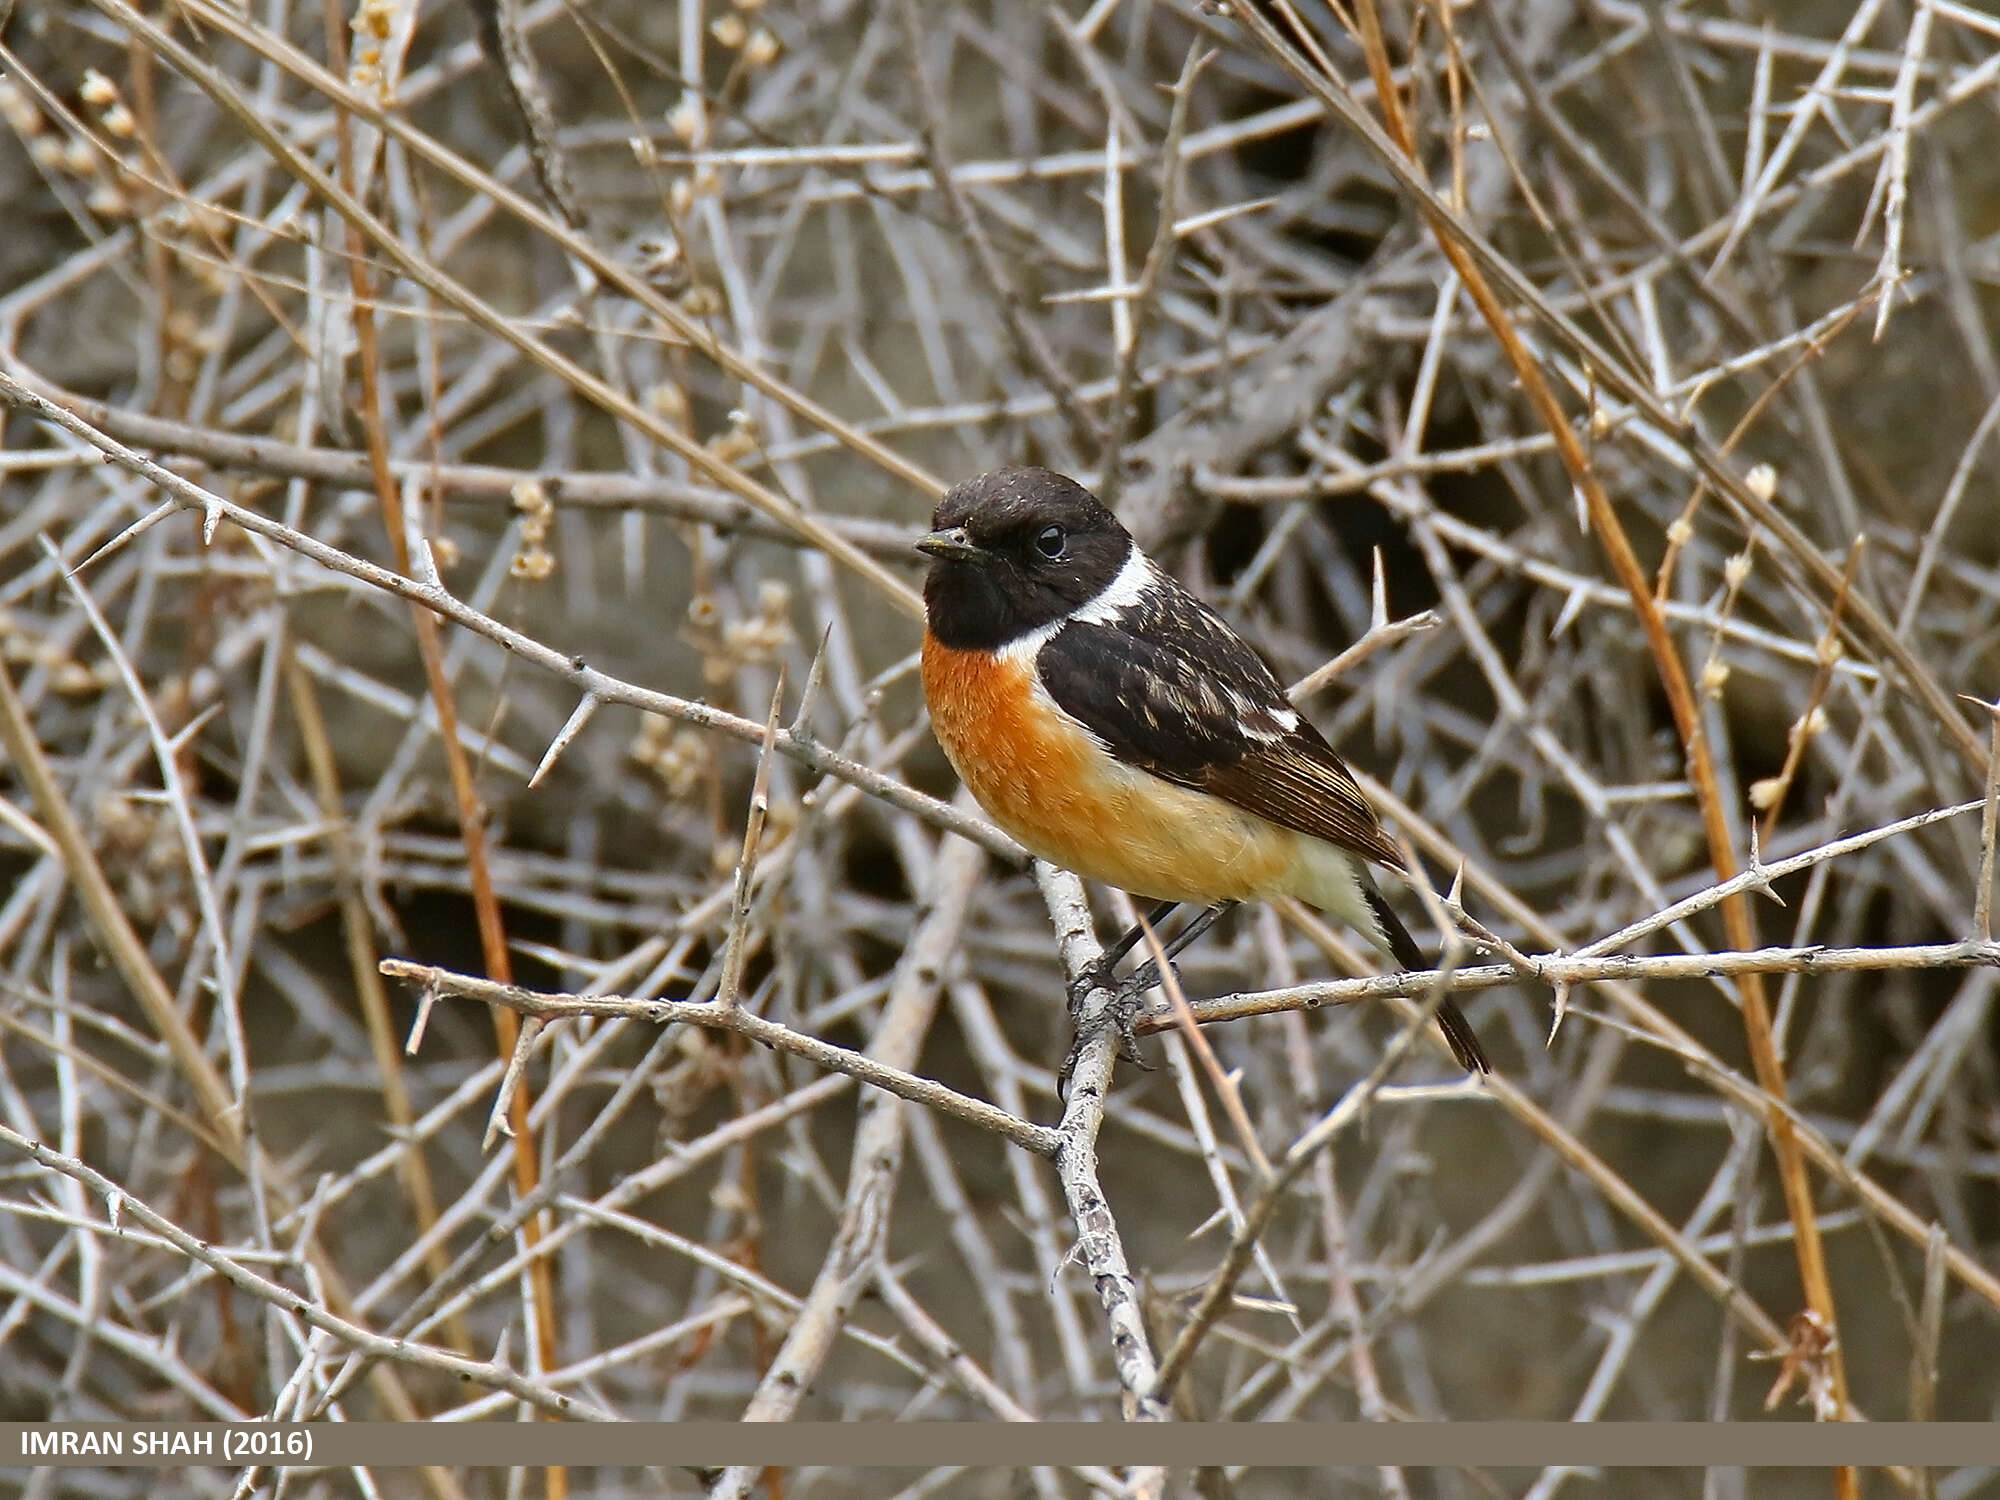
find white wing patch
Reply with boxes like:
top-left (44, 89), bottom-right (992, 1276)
top-left (1226, 686), bottom-right (1299, 741)
top-left (1247, 707), bottom-right (1300, 741)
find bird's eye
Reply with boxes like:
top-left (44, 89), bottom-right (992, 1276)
top-left (1034, 525), bottom-right (1067, 560)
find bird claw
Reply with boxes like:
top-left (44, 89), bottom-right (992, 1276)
top-left (1058, 965), bottom-right (1161, 1098)
top-left (1065, 957), bottom-right (1118, 1023)
top-left (1064, 953), bottom-right (1176, 1018)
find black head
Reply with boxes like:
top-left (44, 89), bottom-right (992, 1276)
top-left (918, 467), bottom-right (1133, 650)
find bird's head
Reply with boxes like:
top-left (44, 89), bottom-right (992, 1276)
top-left (917, 467), bottom-right (1133, 650)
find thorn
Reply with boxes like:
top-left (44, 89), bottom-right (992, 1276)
top-left (73, 501), bottom-right (177, 573)
top-left (1187, 1203), bottom-right (1231, 1240)
top-left (202, 501), bottom-right (222, 544)
top-left (1369, 547), bottom-right (1389, 632)
top-left (405, 981), bottom-right (439, 1056)
top-left (1050, 1235), bottom-right (1092, 1296)
top-left (791, 623), bottom-right (834, 736)
top-left (1746, 817), bottom-right (1786, 905)
top-left (1446, 861), bottom-right (1466, 909)
top-left (1955, 692), bottom-right (2000, 720)
top-left (530, 693), bottom-right (599, 788)
top-left (482, 1072), bottom-right (520, 1152)
top-left (1548, 981), bottom-right (1570, 1044)
top-left (1552, 585), bottom-right (1590, 640)
top-left (165, 701), bottom-right (224, 756)
top-left (484, 1016), bottom-right (545, 1152)
top-left (402, 490), bottom-right (437, 589)
top-left (411, 534), bottom-right (444, 592)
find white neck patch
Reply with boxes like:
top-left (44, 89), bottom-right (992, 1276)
top-left (995, 544), bottom-right (1152, 666)
top-left (1070, 547), bottom-right (1154, 625)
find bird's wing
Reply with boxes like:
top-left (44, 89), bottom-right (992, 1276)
top-left (1033, 583), bottom-right (1406, 872)
top-left (1038, 577), bottom-right (1493, 1075)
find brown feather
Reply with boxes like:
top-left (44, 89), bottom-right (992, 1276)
top-left (1199, 739), bottom-right (1406, 871)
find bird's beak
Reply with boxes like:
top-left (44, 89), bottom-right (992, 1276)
top-left (915, 526), bottom-right (985, 561)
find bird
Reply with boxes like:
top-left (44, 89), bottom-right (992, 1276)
top-left (915, 465), bottom-right (1489, 1077)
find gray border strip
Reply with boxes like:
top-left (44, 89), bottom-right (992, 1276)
top-left (6, 1423), bottom-right (1999, 1468)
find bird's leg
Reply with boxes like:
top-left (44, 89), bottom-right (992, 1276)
top-left (1123, 901), bottom-right (1235, 994)
top-left (1066, 899), bottom-right (1179, 1019)
top-left (1060, 901), bottom-right (1237, 1097)
top-left (1060, 900), bottom-right (1177, 1097)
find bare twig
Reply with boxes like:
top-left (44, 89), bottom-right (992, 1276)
top-left (1037, 863), bottom-right (1173, 1423)
top-left (382, 952), bottom-right (1054, 1156)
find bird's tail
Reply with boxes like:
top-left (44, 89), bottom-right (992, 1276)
top-left (1361, 881), bottom-right (1491, 1075)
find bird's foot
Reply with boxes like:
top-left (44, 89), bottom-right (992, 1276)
top-left (1059, 961), bottom-right (1171, 1098)
top-left (1064, 953), bottom-right (1178, 1019)
top-left (1065, 955), bottom-right (1118, 1023)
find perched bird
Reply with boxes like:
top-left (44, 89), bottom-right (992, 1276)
top-left (916, 466), bottom-right (1489, 1075)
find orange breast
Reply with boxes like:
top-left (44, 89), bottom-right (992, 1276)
top-left (922, 634), bottom-right (1103, 859)
top-left (920, 631), bottom-right (1302, 906)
